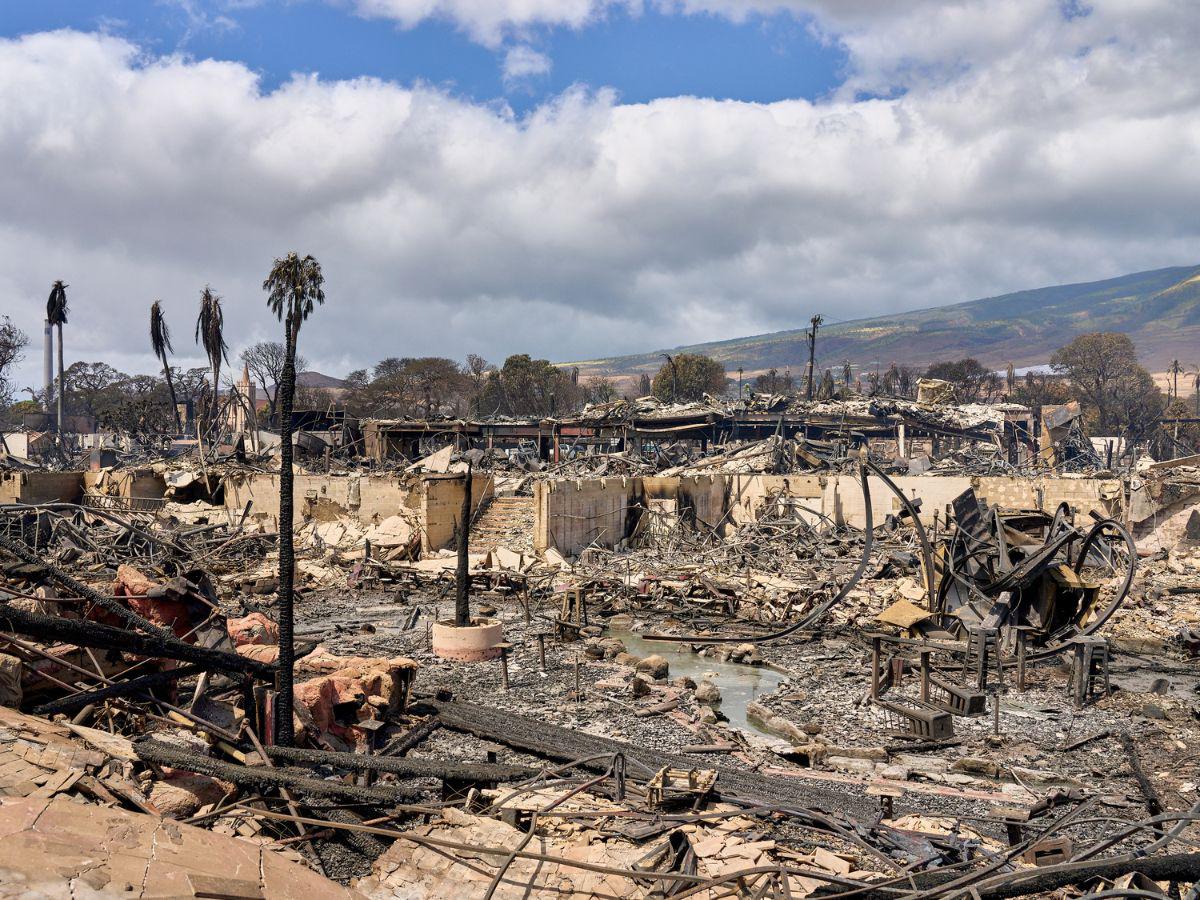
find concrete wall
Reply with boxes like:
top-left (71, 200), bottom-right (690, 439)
top-left (642, 475), bottom-right (728, 531)
top-left (535, 471), bottom-right (1133, 555)
top-left (82, 469), bottom-right (167, 500)
top-left (223, 472), bottom-right (421, 530)
top-left (535, 477), bottom-right (640, 555)
top-left (221, 471), bottom-right (494, 554)
top-left (422, 474), bottom-right (494, 553)
top-left (0, 471), bottom-right (84, 505)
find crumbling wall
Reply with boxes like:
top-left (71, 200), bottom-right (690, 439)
top-left (82, 468), bottom-right (166, 500)
top-left (223, 473), bottom-right (420, 529)
top-left (532, 472), bottom-right (1138, 550)
top-left (642, 475), bottom-right (727, 531)
top-left (535, 477), bottom-right (640, 555)
top-left (422, 474), bottom-right (494, 553)
top-left (726, 475), bottom-right (824, 527)
top-left (0, 471), bottom-right (83, 505)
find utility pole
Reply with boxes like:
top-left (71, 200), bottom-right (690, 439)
top-left (661, 353), bottom-right (677, 402)
top-left (804, 314), bottom-right (823, 401)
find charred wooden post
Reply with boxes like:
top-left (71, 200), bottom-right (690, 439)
top-left (455, 463), bottom-right (473, 628)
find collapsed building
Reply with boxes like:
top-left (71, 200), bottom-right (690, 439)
top-left (1, 390), bottom-right (1199, 898)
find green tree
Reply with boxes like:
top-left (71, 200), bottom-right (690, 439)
top-left (924, 358), bottom-right (994, 402)
top-left (1050, 332), bottom-right (1157, 433)
top-left (651, 353), bottom-right (726, 402)
top-left (263, 252), bottom-right (325, 746)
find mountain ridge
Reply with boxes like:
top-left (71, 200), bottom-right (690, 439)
top-left (568, 264), bottom-right (1200, 378)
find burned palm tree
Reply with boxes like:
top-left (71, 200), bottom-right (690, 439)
top-left (150, 302), bottom-right (182, 435)
top-left (194, 287), bottom-right (228, 431)
top-left (263, 252), bottom-right (325, 746)
top-left (46, 280), bottom-right (68, 434)
top-left (1168, 359), bottom-right (1183, 404)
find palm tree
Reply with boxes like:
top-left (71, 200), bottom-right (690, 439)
top-left (263, 252), bottom-right (325, 746)
top-left (1168, 359), bottom-right (1183, 403)
top-left (149, 302), bottom-right (183, 435)
top-left (1191, 365), bottom-right (1200, 417)
top-left (194, 287), bottom-right (228, 432)
top-left (46, 280), bottom-right (68, 435)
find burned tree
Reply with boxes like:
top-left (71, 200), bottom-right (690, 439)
top-left (194, 287), bottom-right (228, 431)
top-left (263, 251), bottom-right (325, 746)
top-left (45, 280), bottom-right (68, 434)
top-left (149, 301), bottom-right (182, 434)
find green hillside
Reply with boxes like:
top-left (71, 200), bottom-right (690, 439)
top-left (571, 265), bottom-right (1200, 378)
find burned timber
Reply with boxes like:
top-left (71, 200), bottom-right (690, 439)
top-left (1, 385), bottom-right (1199, 898)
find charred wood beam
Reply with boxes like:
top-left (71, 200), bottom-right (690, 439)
top-left (0, 601), bottom-right (274, 678)
top-left (133, 738), bottom-right (429, 806)
top-left (31, 663), bottom-right (204, 716)
top-left (261, 744), bottom-right (533, 782)
top-left (810, 852), bottom-right (1200, 900)
top-left (0, 532), bottom-right (168, 636)
top-left (433, 698), bottom-right (875, 820)
top-left (378, 718), bottom-right (440, 757)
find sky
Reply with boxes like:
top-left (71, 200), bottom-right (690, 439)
top-left (1, 0), bottom-right (1199, 388)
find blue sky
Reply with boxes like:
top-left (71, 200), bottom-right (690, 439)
top-left (2, 1), bottom-right (846, 111)
top-left (1, 1), bottom-right (1198, 385)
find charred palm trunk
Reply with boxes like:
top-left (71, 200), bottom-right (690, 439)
top-left (275, 317), bottom-right (298, 745)
top-left (162, 362), bottom-right (182, 435)
top-left (455, 464), bottom-right (473, 627)
top-left (55, 322), bottom-right (64, 435)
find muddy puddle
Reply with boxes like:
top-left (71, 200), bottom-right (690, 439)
top-left (607, 628), bottom-right (788, 738)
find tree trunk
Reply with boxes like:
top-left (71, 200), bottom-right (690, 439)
top-left (454, 463), bottom-right (473, 627)
top-left (162, 361), bottom-right (182, 435)
top-left (275, 320), bottom-right (298, 745)
top-left (210, 362), bottom-right (221, 434)
top-left (55, 323), bottom-right (64, 435)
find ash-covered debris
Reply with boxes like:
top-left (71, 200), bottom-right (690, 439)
top-left (2, 402), bottom-right (1200, 898)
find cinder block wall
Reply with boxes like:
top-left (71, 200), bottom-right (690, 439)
top-left (0, 471), bottom-right (84, 505)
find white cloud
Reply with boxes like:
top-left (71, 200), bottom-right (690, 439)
top-left (1, 4), bottom-right (1199, 386)
top-left (502, 44), bottom-right (552, 84)
top-left (349, 0), bottom-right (635, 46)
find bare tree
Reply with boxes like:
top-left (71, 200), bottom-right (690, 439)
top-left (149, 302), bottom-right (182, 434)
top-left (263, 252), bottom-right (325, 747)
top-left (241, 341), bottom-right (308, 420)
top-left (46, 280), bottom-right (68, 433)
top-left (0, 316), bottom-right (29, 409)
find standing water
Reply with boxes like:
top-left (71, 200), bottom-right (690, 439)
top-left (607, 628), bottom-right (788, 738)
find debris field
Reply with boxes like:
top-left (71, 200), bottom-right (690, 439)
top-left (1, 391), bottom-right (1199, 899)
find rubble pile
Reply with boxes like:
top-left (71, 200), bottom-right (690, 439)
top-left (2, 398), bottom-right (1200, 898)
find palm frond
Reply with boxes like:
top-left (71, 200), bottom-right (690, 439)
top-left (46, 280), bottom-right (69, 326)
top-left (194, 287), bottom-right (229, 367)
top-left (149, 301), bottom-right (173, 362)
top-left (263, 252), bottom-right (325, 337)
